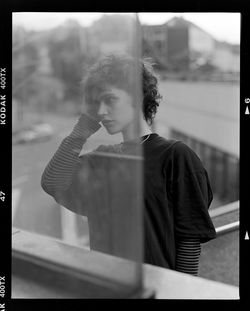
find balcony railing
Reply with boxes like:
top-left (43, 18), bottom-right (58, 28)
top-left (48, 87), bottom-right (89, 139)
top-left (170, 129), bottom-right (239, 203)
top-left (209, 200), bottom-right (239, 236)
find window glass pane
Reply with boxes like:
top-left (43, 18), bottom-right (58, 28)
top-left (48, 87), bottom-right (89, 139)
top-left (12, 12), bottom-right (143, 295)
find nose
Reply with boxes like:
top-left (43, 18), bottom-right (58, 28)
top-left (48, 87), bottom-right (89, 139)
top-left (97, 101), bottom-right (108, 116)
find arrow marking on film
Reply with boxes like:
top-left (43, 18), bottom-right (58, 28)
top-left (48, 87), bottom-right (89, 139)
top-left (245, 106), bottom-right (250, 115)
top-left (245, 231), bottom-right (249, 240)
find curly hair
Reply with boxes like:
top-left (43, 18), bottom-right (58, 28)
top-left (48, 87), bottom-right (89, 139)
top-left (81, 54), bottom-right (162, 125)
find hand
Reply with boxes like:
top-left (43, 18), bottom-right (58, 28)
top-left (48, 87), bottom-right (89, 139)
top-left (71, 112), bottom-right (101, 140)
top-left (85, 108), bottom-right (102, 123)
top-left (81, 99), bottom-right (101, 123)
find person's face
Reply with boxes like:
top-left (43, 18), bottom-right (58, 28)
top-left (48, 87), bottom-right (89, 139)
top-left (96, 86), bottom-right (135, 135)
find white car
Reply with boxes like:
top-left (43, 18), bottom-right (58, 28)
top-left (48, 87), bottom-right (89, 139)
top-left (15, 123), bottom-right (54, 144)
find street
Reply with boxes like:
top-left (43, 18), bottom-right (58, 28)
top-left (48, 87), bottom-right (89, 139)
top-left (12, 114), bottom-right (78, 239)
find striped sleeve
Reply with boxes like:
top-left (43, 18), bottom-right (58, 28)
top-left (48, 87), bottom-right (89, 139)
top-left (175, 238), bottom-right (201, 276)
top-left (41, 114), bottom-right (101, 195)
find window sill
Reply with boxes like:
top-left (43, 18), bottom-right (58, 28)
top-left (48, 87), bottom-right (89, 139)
top-left (12, 229), bottom-right (239, 299)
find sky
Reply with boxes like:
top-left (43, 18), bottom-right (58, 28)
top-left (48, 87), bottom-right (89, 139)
top-left (13, 12), bottom-right (241, 44)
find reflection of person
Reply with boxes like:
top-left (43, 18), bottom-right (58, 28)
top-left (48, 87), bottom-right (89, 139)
top-left (41, 55), bottom-right (216, 276)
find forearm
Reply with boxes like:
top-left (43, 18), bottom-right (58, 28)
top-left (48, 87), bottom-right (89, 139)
top-left (41, 114), bottom-right (101, 194)
top-left (175, 238), bottom-right (201, 276)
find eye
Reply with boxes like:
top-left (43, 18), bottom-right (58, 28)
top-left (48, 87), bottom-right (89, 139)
top-left (105, 97), bottom-right (115, 105)
top-left (94, 99), bottom-right (100, 105)
top-left (102, 95), bottom-right (116, 106)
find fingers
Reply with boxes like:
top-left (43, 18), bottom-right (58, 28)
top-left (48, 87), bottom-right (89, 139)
top-left (81, 101), bottom-right (101, 123)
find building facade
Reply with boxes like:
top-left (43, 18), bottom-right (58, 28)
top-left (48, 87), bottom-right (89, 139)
top-left (142, 17), bottom-right (240, 73)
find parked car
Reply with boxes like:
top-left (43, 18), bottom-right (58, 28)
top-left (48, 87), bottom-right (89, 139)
top-left (14, 123), bottom-right (54, 144)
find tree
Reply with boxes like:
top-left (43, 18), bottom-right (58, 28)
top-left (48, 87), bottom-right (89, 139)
top-left (12, 27), bottom-right (40, 102)
top-left (48, 23), bottom-right (96, 103)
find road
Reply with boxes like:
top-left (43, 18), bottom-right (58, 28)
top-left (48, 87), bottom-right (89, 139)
top-left (12, 114), bottom-right (78, 240)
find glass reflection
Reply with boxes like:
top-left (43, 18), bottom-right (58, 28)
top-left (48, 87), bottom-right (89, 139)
top-left (41, 55), bottom-right (152, 262)
top-left (13, 13), bottom-right (144, 293)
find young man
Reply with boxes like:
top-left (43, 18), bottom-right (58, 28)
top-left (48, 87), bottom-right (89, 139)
top-left (41, 55), bottom-right (216, 276)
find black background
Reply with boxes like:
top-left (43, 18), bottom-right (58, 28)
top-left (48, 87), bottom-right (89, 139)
top-left (1, 0), bottom-right (249, 308)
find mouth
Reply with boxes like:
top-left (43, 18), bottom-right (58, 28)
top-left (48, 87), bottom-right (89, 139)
top-left (102, 120), bottom-right (114, 127)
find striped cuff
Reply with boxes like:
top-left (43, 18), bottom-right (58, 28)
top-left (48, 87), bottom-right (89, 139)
top-left (175, 238), bottom-right (201, 276)
top-left (70, 114), bottom-right (101, 139)
top-left (41, 114), bottom-right (101, 194)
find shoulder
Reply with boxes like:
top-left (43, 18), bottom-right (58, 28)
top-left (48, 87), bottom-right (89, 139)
top-left (161, 139), bottom-right (205, 176)
top-left (169, 140), bottom-right (198, 158)
top-left (152, 135), bottom-right (194, 157)
top-left (147, 135), bottom-right (201, 169)
top-left (147, 134), bottom-right (179, 152)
